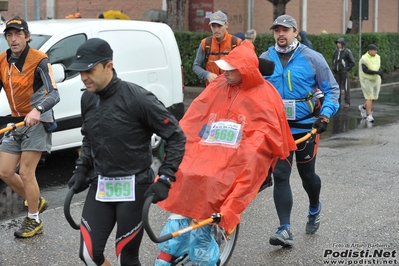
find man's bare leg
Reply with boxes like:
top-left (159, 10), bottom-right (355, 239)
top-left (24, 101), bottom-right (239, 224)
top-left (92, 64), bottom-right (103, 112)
top-left (0, 151), bottom-right (42, 213)
top-left (19, 151), bottom-right (42, 214)
top-left (0, 152), bottom-right (25, 197)
top-left (365, 99), bottom-right (374, 115)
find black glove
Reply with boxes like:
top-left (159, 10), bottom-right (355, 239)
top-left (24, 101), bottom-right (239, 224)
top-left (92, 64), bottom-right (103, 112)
top-left (144, 179), bottom-right (171, 203)
top-left (312, 115), bottom-right (330, 134)
top-left (68, 167), bottom-right (90, 194)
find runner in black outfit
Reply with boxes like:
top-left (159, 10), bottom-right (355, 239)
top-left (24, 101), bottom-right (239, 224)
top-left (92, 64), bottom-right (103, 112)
top-left (66, 38), bottom-right (185, 266)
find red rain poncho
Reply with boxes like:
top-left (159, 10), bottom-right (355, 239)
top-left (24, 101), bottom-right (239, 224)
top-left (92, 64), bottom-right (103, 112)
top-left (158, 44), bottom-right (296, 231)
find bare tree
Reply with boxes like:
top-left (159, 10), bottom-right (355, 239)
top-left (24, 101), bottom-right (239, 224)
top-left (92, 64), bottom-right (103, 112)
top-left (350, 19), bottom-right (361, 34)
top-left (166, 0), bottom-right (186, 31)
top-left (267, 0), bottom-right (291, 20)
top-left (349, 0), bottom-right (369, 34)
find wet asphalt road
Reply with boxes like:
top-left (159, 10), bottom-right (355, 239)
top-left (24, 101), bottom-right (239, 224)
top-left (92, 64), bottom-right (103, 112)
top-left (0, 82), bottom-right (398, 265)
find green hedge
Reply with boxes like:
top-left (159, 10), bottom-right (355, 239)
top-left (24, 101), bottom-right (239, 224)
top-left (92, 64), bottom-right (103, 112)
top-left (174, 31), bottom-right (399, 86)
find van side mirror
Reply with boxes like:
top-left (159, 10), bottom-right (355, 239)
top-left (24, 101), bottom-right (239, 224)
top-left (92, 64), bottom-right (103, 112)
top-left (52, 63), bottom-right (66, 83)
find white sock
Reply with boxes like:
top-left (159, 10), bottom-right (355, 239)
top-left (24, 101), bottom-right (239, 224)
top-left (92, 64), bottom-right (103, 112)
top-left (28, 212), bottom-right (40, 223)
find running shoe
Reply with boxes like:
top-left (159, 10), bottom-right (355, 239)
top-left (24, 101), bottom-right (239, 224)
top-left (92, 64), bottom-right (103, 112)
top-left (366, 113), bottom-right (374, 122)
top-left (306, 202), bottom-right (322, 234)
top-left (269, 225), bottom-right (294, 247)
top-left (344, 103), bottom-right (350, 109)
top-left (23, 197), bottom-right (49, 214)
top-left (14, 217), bottom-right (43, 238)
top-left (358, 105), bottom-right (367, 118)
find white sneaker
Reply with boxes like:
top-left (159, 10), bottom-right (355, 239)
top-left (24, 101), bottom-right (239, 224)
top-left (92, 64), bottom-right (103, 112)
top-left (358, 105), bottom-right (367, 118)
top-left (366, 113), bottom-right (374, 122)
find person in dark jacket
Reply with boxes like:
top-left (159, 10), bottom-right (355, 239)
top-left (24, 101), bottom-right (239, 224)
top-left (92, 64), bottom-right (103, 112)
top-left (66, 38), bottom-right (186, 266)
top-left (298, 30), bottom-right (313, 49)
top-left (332, 38), bottom-right (356, 108)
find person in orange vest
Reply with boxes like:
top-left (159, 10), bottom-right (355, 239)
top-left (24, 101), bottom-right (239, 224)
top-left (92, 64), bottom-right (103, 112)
top-left (192, 10), bottom-right (242, 85)
top-left (0, 16), bottom-right (60, 238)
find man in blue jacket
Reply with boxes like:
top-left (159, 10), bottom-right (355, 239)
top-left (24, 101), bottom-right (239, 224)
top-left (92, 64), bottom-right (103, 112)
top-left (259, 14), bottom-right (339, 247)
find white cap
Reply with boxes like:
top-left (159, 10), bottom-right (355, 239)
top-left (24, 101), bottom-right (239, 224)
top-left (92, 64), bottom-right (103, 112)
top-left (215, 59), bottom-right (236, 70)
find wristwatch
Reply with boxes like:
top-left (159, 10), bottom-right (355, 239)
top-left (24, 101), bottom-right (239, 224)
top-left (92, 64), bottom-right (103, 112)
top-left (35, 105), bottom-right (44, 114)
top-left (159, 174), bottom-right (172, 185)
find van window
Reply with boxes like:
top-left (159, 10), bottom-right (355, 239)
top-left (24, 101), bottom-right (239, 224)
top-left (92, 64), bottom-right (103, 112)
top-left (46, 34), bottom-right (87, 79)
top-left (0, 34), bottom-right (50, 52)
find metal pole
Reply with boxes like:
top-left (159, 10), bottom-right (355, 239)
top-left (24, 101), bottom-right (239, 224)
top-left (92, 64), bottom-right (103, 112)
top-left (24, 0), bottom-right (28, 20)
top-left (342, 0), bottom-right (348, 34)
top-left (359, 0), bottom-right (362, 59)
top-left (247, 0), bottom-right (250, 30)
top-left (34, 0), bottom-right (40, 20)
top-left (251, 0), bottom-right (254, 29)
top-left (374, 0), bottom-right (378, 32)
top-left (302, 0), bottom-right (307, 31)
top-left (246, 0), bottom-right (254, 30)
top-left (46, 0), bottom-right (55, 19)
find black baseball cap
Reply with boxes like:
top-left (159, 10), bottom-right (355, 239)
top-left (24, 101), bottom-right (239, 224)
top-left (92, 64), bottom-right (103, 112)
top-left (67, 38), bottom-right (113, 71)
top-left (367, 44), bottom-right (379, 51)
top-left (4, 16), bottom-right (29, 32)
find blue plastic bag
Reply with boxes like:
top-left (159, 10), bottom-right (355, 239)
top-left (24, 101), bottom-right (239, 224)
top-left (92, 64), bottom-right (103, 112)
top-left (158, 215), bottom-right (191, 257)
top-left (189, 224), bottom-right (220, 266)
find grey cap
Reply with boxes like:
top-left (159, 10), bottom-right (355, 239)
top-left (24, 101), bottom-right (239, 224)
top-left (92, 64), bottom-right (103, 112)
top-left (209, 11), bottom-right (227, 25)
top-left (270, 15), bottom-right (297, 30)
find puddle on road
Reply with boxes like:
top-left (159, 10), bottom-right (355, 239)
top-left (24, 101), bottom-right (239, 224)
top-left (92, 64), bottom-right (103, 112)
top-left (320, 85), bottom-right (399, 140)
top-left (320, 137), bottom-right (382, 148)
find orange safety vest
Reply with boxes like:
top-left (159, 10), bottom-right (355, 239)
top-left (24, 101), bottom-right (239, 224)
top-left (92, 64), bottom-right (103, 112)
top-left (0, 48), bottom-right (47, 116)
top-left (201, 32), bottom-right (241, 77)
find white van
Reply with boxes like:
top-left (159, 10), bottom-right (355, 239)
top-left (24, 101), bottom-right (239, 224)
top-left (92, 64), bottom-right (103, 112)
top-left (0, 19), bottom-right (185, 152)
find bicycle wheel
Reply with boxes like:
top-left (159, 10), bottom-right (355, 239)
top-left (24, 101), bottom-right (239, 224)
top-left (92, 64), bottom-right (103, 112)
top-left (170, 224), bottom-right (240, 266)
top-left (215, 224), bottom-right (240, 266)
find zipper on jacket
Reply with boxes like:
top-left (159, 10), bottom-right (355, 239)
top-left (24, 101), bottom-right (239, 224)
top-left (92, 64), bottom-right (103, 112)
top-left (8, 63), bottom-right (20, 116)
top-left (96, 96), bottom-right (105, 174)
top-left (287, 70), bottom-right (293, 91)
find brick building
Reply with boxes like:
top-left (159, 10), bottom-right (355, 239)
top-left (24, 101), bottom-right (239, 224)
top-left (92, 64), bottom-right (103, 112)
top-left (1, 0), bottom-right (398, 35)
